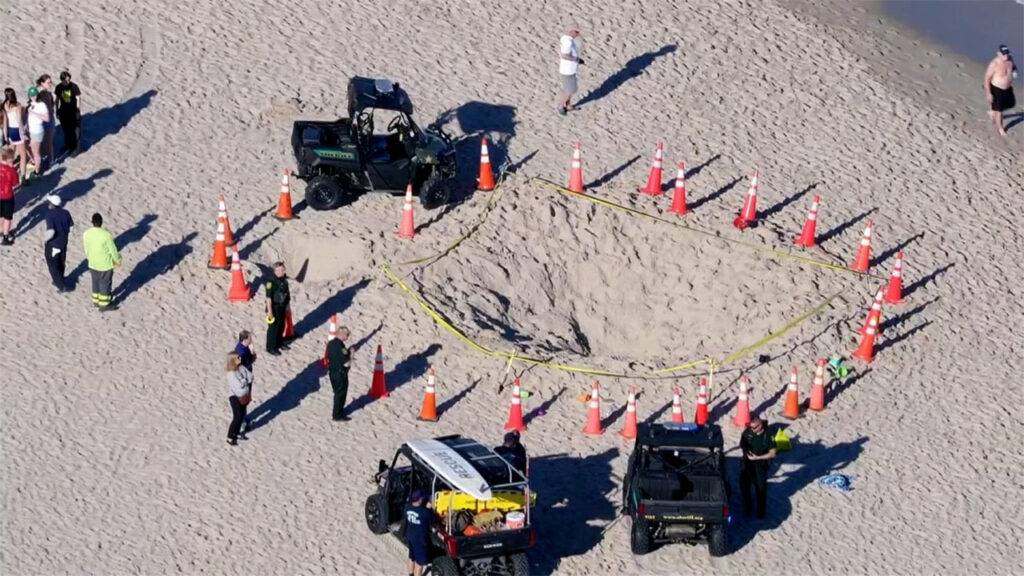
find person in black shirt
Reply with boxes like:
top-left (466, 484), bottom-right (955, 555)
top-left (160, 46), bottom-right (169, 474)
top-left (55, 71), bottom-right (82, 155)
top-left (404, 490), bottom-right (432, 576)
top-left (35, 75), bottom-right (56, 167)
top-left (325, 326), bottom-right (352, 421)
top-left (495, 431), bottom-right (528, 475)
top-left (264, 262), bottom-right (291, 355)
top-left (739, 417), bottom-right (777, 519)
top-left (43, 194), bottom-right (74, 291)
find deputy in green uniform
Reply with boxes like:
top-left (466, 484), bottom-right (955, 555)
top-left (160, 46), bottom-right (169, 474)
top-left (739, 417), bottom-right (776, 519)
top-left (264, 261), bottom-right (291, 356)
top-left (325, 325), bottom-right (352, 421)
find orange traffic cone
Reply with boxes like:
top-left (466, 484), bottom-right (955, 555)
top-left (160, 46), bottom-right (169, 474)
top-left (397, 183), bottom-right (416, 239)
top-left (274, 168), bottom-right (294, 221)
top-left (733, 168), bottom-right (759, 229)
top-left (227, 246), bottom-right (251, 303)
top-left (781, 367), bottom-right (801, 420)
top-left (884, 251), bottom-right (905, 304)
top-left (732, 376), bottom-right (751, 428)
top-left (694, 377), bottom-right (709, 425)
top-left (619, 385), bottom-right (639, 440)
top-left (504, 377), bottom-right (527, 432)
top-left (418, 368), bottom-right (439, 422)
top-left (321, 313), bottom-right (338, 368)
top-left (859, 287), bottom-right (885, 336)
top-left (478, 137), bottom-right (496, 191)
top-left (793, 195), bottom-right (820, 247)
top-left (283, 308), bottom-right (296, 339)
top-left (638, 143), bottom-right (665, 196)
top-left (369, 345), bottom-right (390, 398)
top-left (808, 358), bottom-right (827, 412)
top-left (852, 315), bottom-right (879, 363)
top-left (208, 220), bottom-right (230, 269)
top-left (567, 142), bottom-right (585, 193)
top-left (670, 387), bottom-right (684, 423)
top-left (581, 381), bottom-right (604, 436)
top-left (668, 162), bottom-right (688, 215)
top-left (218, 194), bottom-right (235, 246)
top-left (850, 220), bottom-right (873, 273)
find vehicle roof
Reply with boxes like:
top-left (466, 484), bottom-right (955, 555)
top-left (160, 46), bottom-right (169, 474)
top-left (637, 423), bottom-right (724, 449)
top-left (405, 436), bottom-right (527, 500)
top-left (347, 76), bottom-right (413, 116)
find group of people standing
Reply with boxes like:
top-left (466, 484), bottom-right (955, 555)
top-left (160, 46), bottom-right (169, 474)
top-left (1, 72), bottom-right (82, 184)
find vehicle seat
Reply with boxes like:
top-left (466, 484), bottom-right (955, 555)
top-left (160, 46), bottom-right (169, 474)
top-left (369, 136), bottom-right (392, 163)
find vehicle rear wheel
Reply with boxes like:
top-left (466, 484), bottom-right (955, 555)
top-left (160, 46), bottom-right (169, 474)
top-left (305, 175), bottom-right (345, 211)
top-left (418, 169), bottom-right (451, 210)
top-left (429, 556), bottom-right (459, 576)
top-left (364, 494), bottom-right (388, 535)
top-left (708, 524), bottom-right (729, 557)
top-left (630, 516), bottom-right (653, 555)
top-left (509, 552), bottom-right (529, 576)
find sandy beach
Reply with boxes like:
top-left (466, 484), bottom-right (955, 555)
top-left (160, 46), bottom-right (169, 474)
top-left (1, 0), bottom-right (1022, 574)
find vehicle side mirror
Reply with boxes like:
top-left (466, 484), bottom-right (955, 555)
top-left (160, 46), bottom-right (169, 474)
top-left (378, 459), bottom-right (388, 474)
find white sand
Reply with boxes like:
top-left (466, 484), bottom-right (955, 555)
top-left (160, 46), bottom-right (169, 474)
top-left (2, 1), bottom-right (1022, 574)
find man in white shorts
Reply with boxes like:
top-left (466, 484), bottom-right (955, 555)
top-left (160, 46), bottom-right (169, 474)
top-left (558, 29), bottom-right (583, 115)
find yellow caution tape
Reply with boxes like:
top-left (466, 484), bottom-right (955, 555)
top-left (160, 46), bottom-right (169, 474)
top-left (397, 188), bottom-right (504, 266)
top-left (533, 177), bottom-right (886, 280)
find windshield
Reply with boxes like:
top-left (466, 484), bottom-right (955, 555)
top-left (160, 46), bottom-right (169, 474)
top-left (645, 446), bottom-right (716, 471)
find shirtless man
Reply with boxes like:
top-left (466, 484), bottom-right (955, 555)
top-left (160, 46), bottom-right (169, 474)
top-left (984, 45), bottom-right (1017, 136)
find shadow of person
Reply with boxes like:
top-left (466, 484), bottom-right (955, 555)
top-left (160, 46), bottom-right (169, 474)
top-left (113, 231), bottom-right (198, 305)
top-left (529, 449), bottom-right (620, 574)
top-left (293, 278), bottom-right (372, 338)
top-left (727, 436), bottom-right (868, 552)
top-left (67, 212), bottom-right (158, 287)
top-left (246, 359), bottom-right (323, 432)
top-left (575, 44), bottom-right (678, 108)
top-left (80, 89), bottom-right (158, 153)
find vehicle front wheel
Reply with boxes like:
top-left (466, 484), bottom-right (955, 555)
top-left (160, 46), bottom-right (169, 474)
top-left (429, 556), bottom-right (459, 576)
top-left (509, 552), bottom-right (530, 576)
top-left (364, 494), bottom-right (388, 535)
top-left (418, 169), bottom-right (452, 210)
top-left (708, 524), bottom-right (729, 557)
top-left (305, 175), bottom-right (345, 211)
top-left (630, 517), bottom-right (653, 555)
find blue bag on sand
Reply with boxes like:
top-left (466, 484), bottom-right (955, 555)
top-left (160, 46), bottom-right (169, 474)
top-left (819, 474), bottom-right (852, 492)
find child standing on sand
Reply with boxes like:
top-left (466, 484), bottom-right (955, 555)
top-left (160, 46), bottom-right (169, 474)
top-left (0, 147), bottom-right (18, 245)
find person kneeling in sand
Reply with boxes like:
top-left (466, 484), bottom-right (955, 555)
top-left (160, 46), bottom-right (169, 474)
top-left (985, 45), bottom-right (1018, 136)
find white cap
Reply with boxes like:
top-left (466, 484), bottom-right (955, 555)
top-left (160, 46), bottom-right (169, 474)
top-left (46, 195), bottom-right (62, 206)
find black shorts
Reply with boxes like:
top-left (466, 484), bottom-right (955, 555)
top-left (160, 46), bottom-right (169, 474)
top-left (991, 84), bottom-right (1016, 112)
top-left (408, 543), bottom-right (429, 565)
top-left (0, 198), bottom-right (13, 220)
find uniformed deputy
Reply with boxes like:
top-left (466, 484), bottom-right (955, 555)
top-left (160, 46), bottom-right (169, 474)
top-left (739, 416), bottom-right (777, 519)
top-left (325, 326), bottom-right (352, 421)
top-left (264, 261), bottom-right (291, 356)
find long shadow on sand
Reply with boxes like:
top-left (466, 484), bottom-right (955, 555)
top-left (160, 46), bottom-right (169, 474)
top-left (67, 213), bottom-right (158, 288)
top-left (728, 436), bottom-right (868, 553)
top-left (689, 176), bottom-right (742, 211)
top-left (80, 90), bottom-right (158, 153)
top-left (575, 44), bottom-right (678, 108)
top-left (586, 155), bottom-right (642, 190)
top-left (529, 449), bottom-right (619, 574)
top-left (113, 231), bottom-right (197, 305)
top-left (246, 359), bottom-right (323, 432)
top-left (293, 278), bottom-right (372, 338)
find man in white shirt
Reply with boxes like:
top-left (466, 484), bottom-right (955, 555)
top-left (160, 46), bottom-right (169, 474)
top-left (558, 29), bottom-right (583, 115)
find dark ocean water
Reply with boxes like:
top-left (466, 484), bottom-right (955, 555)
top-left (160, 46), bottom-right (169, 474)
top-left (883, 0), bottom-right (1024, 65)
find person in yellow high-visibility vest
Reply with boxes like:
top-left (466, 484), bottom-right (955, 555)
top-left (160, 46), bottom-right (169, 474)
top-left (82, 212), bottom-right (121, 311)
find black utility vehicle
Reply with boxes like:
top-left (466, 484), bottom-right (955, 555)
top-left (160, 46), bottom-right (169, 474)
top-left (365, 435), bottom-right (535, 576)
top-left (291, 77), bottom-right (457, 210)
top-left (622, 423), bottom-right (731, 557)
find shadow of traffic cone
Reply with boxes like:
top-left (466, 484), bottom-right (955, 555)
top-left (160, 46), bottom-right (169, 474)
top-left (732, 376), bottom-right (752, 427)
top-left (321, 313), bottom-right (337, 368)
top-left (418, 368), bottom-right (439, 422)
top-left (668, 161), bottom-right (688, 215)
top-left (619, 385), bottom-right (639, 439)
top-left (582, 381), bottom-right (604, 436)
top-left (781, 367), bottom-right (801, 420)
top-left (397, 183), bottom-right (416, 239)
top-left (274, 168), bottom-right (294, 221)
top-left (793, 195), bottom-right (820, 247)
top-left (884, 251), bottom-right (905, 304)
top-left (638, 143), bottom-right (665, 196)
top-left (670, 387), bottom-right (684, 423)
top-left (859, 286), bottom-right (885, 336)
top-left (694, 377), bottom-right (709, 425)
top-left (850, 220), bottom-right (873, 272)
top-left (567, 142), bottom-right (585, 193)
top-left (504, 377), bottom-right (527, 432)
top-left (808, 358), bottom-right (827, 412)
top-left (733, 168), bottom-right (759, 229)
top-left (478, 137), bottom-right (496, 191)
top-left (369, 345), bottom-right (390, 398)
top-left (852, 316), bottom-right (879, 363)
top-left (227, 246), bottom-right (251, 303)
top-left (208, 220), bottom-right (229, 270)
top-left (218, 194), bottom-right (235, 246)
top-left (282, 308), bottom-right (296, 339)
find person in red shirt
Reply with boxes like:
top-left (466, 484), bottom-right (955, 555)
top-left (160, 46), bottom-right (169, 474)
top-left (0, 146), bottom-right (18, 245)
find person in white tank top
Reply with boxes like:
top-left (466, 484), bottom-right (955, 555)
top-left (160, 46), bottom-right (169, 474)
top-left (1, 87), bottom-right (28, 177)
top-left (25, 86), bottom-right (48, 177)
